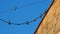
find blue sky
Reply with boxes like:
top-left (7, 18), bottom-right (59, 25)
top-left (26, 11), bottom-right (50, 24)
top-left (0, 0), bottom-right (52, 34)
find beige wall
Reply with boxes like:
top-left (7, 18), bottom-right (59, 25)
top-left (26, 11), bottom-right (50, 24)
top-left (35, 0), bottom-right (60, 34)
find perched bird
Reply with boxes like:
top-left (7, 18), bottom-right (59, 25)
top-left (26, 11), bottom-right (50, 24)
top-left (8, 21), bottom-right (11, 25)
top-left (40, 13), bottom-right (43, 17)
top-left (13, 6), bottom-right (17, 11)
top-left (33, 18), bottom-right (37, 22)
top-left (25, 20), bottom-right (30, 25)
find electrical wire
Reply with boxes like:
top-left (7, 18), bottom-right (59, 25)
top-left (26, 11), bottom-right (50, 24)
top-left (0, 0), bottom-right (51, 26)
top-left (0, 0), bottom-right (47, 14)
top-left (0, 11), bottom-right (45, 26)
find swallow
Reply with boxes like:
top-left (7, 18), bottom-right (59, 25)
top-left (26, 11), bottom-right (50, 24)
top-left (33, 18), bottom-right (37, 22)
top-left (13, 6), bottom-right (17, 11)
top-left (25, 20), bottom-right (30, 25)
top-left (40, 13), bottom-right (43, 17)
top-left (8, 21), bottom-right (11, 25)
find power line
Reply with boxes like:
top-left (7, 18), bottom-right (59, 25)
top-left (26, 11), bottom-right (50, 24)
top-left (0, 0), bottom-right (51, 26)
top-left (0, 11), bottom-right (46, 26)
top-left (0, 0), bottom-right (47, 14)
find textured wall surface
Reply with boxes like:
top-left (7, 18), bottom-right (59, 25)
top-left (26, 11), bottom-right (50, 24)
top-left (35, 0), bottom-right (60, 34)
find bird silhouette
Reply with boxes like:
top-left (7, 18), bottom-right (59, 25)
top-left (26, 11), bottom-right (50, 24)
top-left (25, 20), bottom-right (30, 25)
top-left (13, 6), bottom-right (17, 11)
top-left (7, 21), bottom-right (11, 25)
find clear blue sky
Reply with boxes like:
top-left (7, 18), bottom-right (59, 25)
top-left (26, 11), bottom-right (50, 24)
top-left (0, 0), bottom-right (52, 34)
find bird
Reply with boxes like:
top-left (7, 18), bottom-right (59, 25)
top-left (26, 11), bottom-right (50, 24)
top-left (40, 13), bottom-right (43, 17)
top-left (33, 18), bottom-right (37, 22)
top-left (7, 21), bottom-right (11, 25)
top-left (13, 6), bottom-right (17, 11)
top-left (25, 20), bottom-right (30, 25)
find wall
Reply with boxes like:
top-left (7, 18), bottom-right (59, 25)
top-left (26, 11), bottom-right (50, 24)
top-left (35, 0), bottom-right (60, 34)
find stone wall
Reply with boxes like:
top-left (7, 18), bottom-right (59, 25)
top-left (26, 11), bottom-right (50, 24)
top-left (35, 0), bottom-right (60, 34)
